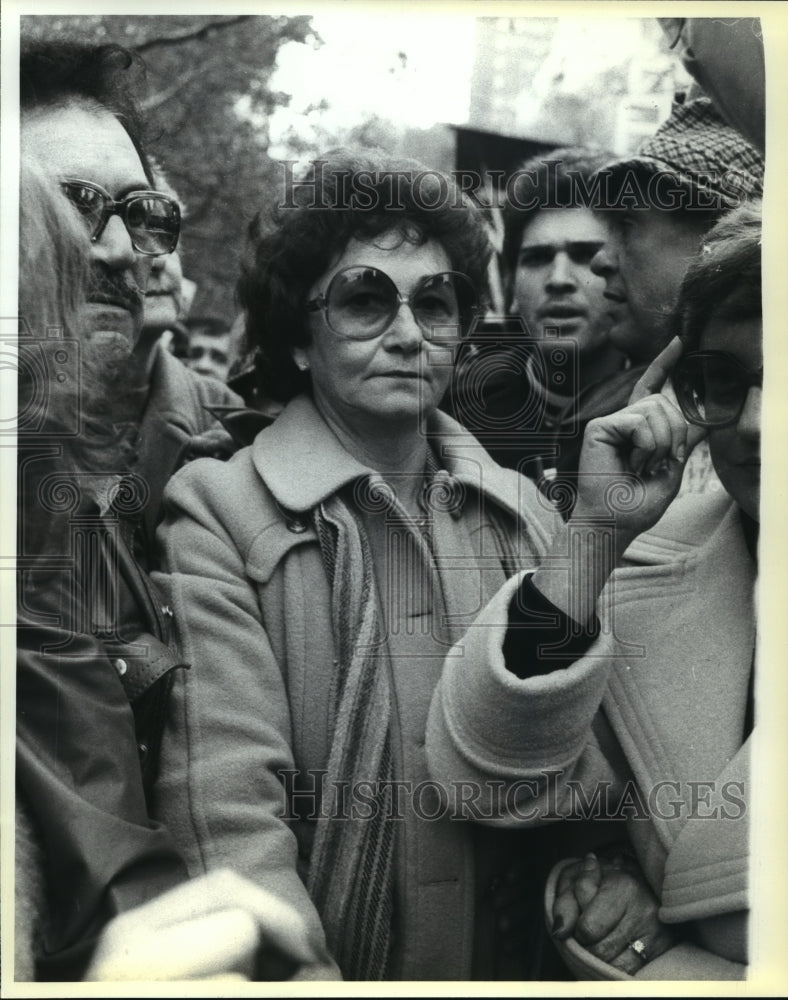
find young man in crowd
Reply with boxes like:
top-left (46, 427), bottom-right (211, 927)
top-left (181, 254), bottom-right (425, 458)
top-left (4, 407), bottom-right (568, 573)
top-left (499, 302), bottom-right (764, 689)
top-left (450, 100), bottom-right (761, 512)
top-left (450, 148), bottom-right (628, 481)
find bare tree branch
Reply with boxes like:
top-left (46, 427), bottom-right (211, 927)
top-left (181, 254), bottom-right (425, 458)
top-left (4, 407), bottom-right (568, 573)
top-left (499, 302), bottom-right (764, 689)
top-left (140, 66), bottom-right (206, 112)
top-left (133, 15), bottom-right (252, 54)
top-left (140, 64), bottom-right (212, 111)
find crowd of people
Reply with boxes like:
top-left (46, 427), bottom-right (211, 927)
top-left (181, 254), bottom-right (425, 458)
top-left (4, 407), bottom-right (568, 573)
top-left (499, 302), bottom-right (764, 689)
top-left (14, 15), bottom-right (766, 984)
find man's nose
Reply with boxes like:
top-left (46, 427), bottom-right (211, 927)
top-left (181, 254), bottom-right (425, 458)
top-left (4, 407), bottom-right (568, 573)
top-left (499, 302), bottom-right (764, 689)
top-left (590, 243), bottom-right (615, 278)
top-left (545, 251), bottom-right (576, 291)
top-left (90, 214), bottom-right (137, 270)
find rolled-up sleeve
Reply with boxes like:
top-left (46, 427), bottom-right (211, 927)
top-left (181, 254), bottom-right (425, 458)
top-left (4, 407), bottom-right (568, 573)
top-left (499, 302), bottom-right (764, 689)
top-left (426, 571), bottom-right (618, 824)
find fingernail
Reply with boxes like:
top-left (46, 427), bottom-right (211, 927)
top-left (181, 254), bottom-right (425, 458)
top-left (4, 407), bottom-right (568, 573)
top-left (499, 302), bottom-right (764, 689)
top-left (676, 443), bottom-right (686, 463)
top-left (551, 915), bottom-right (565, 935)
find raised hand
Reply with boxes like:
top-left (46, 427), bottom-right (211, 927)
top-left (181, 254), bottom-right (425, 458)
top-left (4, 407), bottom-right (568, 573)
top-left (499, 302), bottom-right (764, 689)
top-left (573, 337), bottom-right (707, 554)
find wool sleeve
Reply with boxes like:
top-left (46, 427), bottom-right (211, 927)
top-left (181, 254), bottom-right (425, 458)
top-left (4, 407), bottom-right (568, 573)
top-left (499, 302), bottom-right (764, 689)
top-left (152, 456), bottom-right (341, 981)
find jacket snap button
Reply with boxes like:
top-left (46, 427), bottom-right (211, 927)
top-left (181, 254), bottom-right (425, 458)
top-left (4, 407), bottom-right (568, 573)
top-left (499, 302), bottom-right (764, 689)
top-left (113, 657), bottom-right (128, 676)
top-left (286, 518), bottom-right (307, 534)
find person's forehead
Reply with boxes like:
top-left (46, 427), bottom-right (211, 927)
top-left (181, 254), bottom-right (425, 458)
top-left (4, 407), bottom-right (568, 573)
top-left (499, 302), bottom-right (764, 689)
top-left (519, 207), bottom-right (607, 248)
top-left (191, 329), bottom-right (230, 343)
top-left (325, 232), bottom-right (452, 286)
top-left (22, 100), bottom-right (149, 196)
top-left (620, 206), bottom-right (700, 243)
top-left (700, 315), bottom-right (763, 364)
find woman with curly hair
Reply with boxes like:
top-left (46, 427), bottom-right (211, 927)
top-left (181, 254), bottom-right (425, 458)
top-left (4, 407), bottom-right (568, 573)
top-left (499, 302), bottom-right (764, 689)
top-left (154, 151), bottom-right (570, 981)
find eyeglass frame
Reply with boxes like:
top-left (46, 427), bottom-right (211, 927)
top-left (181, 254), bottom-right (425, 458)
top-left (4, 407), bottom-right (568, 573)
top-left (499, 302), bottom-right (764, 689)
top-left (672, 349), bottom-right (763, 428)
top-left (305, 266), bottom-right (477, 342)
top-left (60, 177), bottom-right (181, 257)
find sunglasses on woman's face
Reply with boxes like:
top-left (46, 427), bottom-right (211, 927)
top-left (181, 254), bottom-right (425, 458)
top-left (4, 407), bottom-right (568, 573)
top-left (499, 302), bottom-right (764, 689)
top-left (61, 178), bottom-right (181, 257)
top-left (306, 266), bottom-right (477, 341)
top-left (673, 350), bottom-right (763, 428)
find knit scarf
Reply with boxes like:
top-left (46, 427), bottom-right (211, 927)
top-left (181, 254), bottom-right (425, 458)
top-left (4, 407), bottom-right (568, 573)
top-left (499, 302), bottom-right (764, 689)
top-left (306, 475), bottom-right (521, 979)
top-left (308, 489), bottom-right (396, 980)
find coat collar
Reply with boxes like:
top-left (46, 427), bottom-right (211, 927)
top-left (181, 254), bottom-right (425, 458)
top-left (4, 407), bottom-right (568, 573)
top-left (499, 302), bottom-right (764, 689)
top-left (251, 394), bottom-right (529, 520)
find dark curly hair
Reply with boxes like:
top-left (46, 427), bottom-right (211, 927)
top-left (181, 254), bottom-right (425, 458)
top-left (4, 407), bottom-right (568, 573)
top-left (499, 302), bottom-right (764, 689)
top-left (675, 199), bottom-right (762, 349)
top-left (501, 146), bottom-right (614, 278)
top-left (20, 40), bottom-right (153, 184)
top-left (238, 150), bottom-right (493, 403)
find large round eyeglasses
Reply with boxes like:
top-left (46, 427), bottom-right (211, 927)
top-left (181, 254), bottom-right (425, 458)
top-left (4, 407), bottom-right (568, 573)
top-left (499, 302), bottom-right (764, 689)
top-left (306, 266), bottom-right (477, 341)
top-left (672, 350), bottom-right (762, 428)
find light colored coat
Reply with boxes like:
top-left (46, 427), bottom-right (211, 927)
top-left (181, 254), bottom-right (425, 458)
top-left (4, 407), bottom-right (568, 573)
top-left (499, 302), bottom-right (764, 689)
top-left (427, 489), bottom-right (755, 978)
top-left (153, 394), bottom-right (558, 980)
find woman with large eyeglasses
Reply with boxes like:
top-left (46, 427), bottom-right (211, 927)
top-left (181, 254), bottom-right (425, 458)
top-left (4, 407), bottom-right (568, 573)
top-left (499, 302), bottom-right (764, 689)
top-left (429, 201), bottom-right (762, 979)
top-left (152, 151), bottom-right (580, 981)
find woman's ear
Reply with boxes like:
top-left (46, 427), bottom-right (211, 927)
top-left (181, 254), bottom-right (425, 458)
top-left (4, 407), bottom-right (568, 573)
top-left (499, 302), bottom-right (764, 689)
top-left (292, 348), bottom-right (310, 373)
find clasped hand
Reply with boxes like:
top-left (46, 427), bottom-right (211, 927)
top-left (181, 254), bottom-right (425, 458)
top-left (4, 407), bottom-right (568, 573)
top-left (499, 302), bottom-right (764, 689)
top-left (551, 852), bottom-right (675, 976)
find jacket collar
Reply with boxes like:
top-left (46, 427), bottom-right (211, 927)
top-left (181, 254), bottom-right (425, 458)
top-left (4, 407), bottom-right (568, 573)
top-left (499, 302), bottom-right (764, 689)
top-left (251, 394), bottom-right (523, 518)
top-left (143, 342), bottom-right (201, 434)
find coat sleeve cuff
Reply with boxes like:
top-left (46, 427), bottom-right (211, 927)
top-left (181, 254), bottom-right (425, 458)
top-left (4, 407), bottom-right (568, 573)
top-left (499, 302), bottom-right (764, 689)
top-left (427, 571), bottom-right (615, 783)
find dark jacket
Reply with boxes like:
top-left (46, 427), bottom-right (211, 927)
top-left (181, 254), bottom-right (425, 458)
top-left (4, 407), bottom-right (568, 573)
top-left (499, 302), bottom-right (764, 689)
top-left (16, 348), bottom-right (241, 979)
top-left (17, 499), bottom-right (189, 979)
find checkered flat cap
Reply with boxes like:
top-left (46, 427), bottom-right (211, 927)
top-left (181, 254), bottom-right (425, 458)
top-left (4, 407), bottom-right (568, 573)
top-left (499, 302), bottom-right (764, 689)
top-left (602, 97), bottom-right (764, 206)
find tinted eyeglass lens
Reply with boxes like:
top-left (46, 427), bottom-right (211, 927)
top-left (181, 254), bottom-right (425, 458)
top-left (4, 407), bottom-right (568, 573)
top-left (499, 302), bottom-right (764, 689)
top-left (413, 273), bottom-right (461, 327)
top-left (63, 182), bottom-right (106, 237)
top-left (126, 195), bottom-right (180, 254)
top-left (675, 354), bottom-right (751, 426)
top-left (326, 268), bottom-right (474, 340)
top-left (328, 268), bottom-right (396, 338)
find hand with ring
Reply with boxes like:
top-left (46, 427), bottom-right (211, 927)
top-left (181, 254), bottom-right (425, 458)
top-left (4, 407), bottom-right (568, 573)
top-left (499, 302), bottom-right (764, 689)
top-left (551, 851), bottom-right (676, 976)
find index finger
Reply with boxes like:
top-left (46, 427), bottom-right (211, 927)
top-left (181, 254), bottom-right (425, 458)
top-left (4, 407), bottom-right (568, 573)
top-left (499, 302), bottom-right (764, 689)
top-left (629, 337), bottom-right (684, 404)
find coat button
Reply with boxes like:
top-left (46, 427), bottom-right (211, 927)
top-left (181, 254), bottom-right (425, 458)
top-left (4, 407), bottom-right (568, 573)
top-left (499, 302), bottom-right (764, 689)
top-left (113, 657), bottom-right (128, 676)
top-left (286, 517), bottom-right (307, 534)
top-left (138, 743), bottom-right (149, 760)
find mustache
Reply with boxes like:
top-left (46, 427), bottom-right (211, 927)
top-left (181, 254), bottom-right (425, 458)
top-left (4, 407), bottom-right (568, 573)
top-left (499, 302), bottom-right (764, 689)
top-left (87, 265), bottom-right (144, 311)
